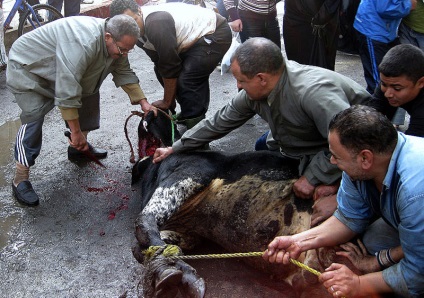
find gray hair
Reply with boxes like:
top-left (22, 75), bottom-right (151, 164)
top-left (230, 37), bottom-right (284, 79)
top-left (106, 14), bottom-right (140, 41)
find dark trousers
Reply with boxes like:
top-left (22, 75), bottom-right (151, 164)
top-left (239, 13), bottom-right (281, 48)
top-left (283, 15), bottom-right (339, 70)
top-left (48, 0), bottom-right (80, 17)
top-left (153, 30), bottom-right (231, 119)
top-left (355, 30), bottom-right (399, 94)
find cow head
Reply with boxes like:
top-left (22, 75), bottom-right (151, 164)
top-left (132, 110), bottom-right (181, 185)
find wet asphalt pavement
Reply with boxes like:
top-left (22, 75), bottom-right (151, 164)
top-left (0, 28), bottom-right (367, 297)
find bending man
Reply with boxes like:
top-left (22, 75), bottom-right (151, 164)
top-left (110, 0), bottom-right (232, 129)
top-left (7, 15), bottom-right (152, 206)
top-left (153, 37), bottom-right (371, 225)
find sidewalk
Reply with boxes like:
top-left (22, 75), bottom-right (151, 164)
top-left (3, 0), bottom-right (112, 50)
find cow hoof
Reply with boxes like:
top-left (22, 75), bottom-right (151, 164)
top-left (179, 275), bottom-right (205, 298)
top-left (156, 268), bottom-right (183, 298)
top-left (175, 260), bottom-right (205, 298)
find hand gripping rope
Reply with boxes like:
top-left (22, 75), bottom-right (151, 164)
top-left (142, 245), bottom-right (346, 297)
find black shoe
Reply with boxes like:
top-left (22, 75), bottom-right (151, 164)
top-left (68, 143), bottom-right (108, 160)
top-left (12, 181), bottom-right (40, 206)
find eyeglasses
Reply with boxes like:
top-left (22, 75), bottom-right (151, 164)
top-left (111, 37), bottom-right (134, 57)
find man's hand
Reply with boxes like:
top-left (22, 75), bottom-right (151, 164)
top-left (262, 236), bottom-right (302, 264)
top-left (139, 99), bottom-right (157, 116)
top-left (69, 130), bottom-right (88, 151)
top-left (311, 194), bottom-right (337, 227)
top-left (313, 184), bottom-right (339, 201)
top-left (152, 147), bottom-right (174, 164)
top-left (66, 119), bottom-right (88, 151)
top-left (152, 99), bottom-right (176, 111)
top-left (336, 240), bottom-right (380, 274)
top-left (319, 263), bottom-right (360, 298)
top-left (229, 19), bottom-right (243, 32)
top-left (293, 176), bottom-right (315, 199)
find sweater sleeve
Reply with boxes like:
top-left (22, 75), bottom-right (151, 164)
top-left (173, 92), bottom-right (256, 152)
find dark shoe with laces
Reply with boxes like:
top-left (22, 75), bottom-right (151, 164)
top-left (68, 143), bottom-right (108, 161)
top-left (12, 181), bottom-right (40, 206)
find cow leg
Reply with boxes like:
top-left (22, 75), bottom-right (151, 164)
top-left (135, 213), bottom-right (184, 297)
top-left (135, 213), bottom-right (164, 247)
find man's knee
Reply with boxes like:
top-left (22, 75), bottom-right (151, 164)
top-left (362, 218), bottom-right (401, 255)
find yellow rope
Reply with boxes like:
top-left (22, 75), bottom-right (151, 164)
top-left (143, 245), bottom-right (321, 276)
top-left (142, 245), bottom-right (345, 297)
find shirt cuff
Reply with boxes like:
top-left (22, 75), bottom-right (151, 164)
top-left (59, 107), bottom-right (79, 121)
top-left (121, 83), bottom-right (146, 104)
top-left (172, 140), bottom-right (184, 152)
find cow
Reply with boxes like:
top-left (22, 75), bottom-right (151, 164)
top-left (128, 111), bottom-right (357, 298)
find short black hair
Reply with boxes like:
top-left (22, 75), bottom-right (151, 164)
top-left (379, 44), bottom-right (424, 83)
top-left (329, 105), bottom-right (398, 155)
top-left (110, 0), bottom-right (139, 17)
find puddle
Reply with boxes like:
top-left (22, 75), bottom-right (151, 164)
top-left (0, 119), bottom-right (20, 187)
top-left (0, 211), bottom-right (21, 251)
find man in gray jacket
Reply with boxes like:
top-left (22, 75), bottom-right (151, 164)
top-left (153, 37), bottom-right (372, 225)
top-left (7, 15), bottom-right (153, 206)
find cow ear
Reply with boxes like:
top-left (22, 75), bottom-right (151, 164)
top-left (131, 156), bottom-right (151, 185)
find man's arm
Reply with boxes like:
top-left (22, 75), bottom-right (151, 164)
top-left (120, 83), bottom-right (153, 114)
top-left (172, 92), bottom-right (257, 152)
top-left (264, 216), bottom-right (356, 264)
top-left (376, 0), bottom-right (414, 17)
top-left (151, 77), bottom-right (177, 110)
top-left (143, 12), bottom-right (182, 109)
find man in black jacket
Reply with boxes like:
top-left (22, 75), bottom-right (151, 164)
top-left (368, 44), bottom-right (424, 137)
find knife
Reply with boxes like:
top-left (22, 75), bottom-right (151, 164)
top-left (64, 131), bottom-right (106, 168)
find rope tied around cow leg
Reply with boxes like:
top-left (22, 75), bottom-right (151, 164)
top-left (142, 244), bottom-right (183, 261)
top-left (142, 246), bottom-right (320, 276)
top-left (141, 246), bottom-right (345, 297)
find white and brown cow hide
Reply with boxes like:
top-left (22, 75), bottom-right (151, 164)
top-left (130, 112), bottom-right (357, 298)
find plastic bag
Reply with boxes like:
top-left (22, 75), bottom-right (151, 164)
top-left (221, 32), bottom-right (240, 75)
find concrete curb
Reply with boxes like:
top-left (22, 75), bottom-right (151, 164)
top-left (4, 0), bottom-right (112, 51)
